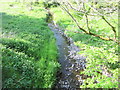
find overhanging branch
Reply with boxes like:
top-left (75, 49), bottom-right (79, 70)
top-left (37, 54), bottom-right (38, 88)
top-left (102, 16), bottom-right (117, 39)
top-left (60, 5), bottom-right (119, 44)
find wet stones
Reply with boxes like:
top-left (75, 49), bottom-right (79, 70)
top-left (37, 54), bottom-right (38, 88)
top-left (66, 72), bottom-right (71, 76)
top-left (48, 23), bottom-right (86, 88)
top-left (57, 80), bottom-right (71, 88)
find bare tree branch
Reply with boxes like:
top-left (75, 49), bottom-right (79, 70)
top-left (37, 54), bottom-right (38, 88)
top-left (53, 1), bottom-right (119, 44)
top-left (102, 16), bottom-right (117, 39)
top-left (60, 5), bottom-right (89, 34)
top-left (67, 2), bottom-right (86, 13)
top-left (60, 4), bottom-right (119, 43)
top-left (83, 3), bottom-right (91, 32)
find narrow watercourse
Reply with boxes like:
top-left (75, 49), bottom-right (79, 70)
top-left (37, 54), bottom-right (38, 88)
top-left (46, 8), bottom-right (87, 89)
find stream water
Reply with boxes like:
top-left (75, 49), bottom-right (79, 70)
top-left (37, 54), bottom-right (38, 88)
top-left (48, 23), bottom-right (86, 89)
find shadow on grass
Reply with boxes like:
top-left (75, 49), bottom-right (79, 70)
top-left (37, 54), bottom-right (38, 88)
top-left (1, 11), bottom-right (55, 59)
top-left (1, 11), bottom-right (59, 88)
top-left (55, 20), bottom-right (115, 49)
top-left (1, 12), bottom-right (49, 35)
top-left (68, 31), bottom-right (116, 49)
top-left (57, 19), bottom-right (73, 29)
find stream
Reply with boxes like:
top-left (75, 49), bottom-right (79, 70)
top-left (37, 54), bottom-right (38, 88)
top-left (48, 23), bottom-right (86, 89)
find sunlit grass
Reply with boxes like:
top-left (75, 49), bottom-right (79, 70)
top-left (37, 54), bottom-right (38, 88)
top-left (51, 5), bottom-right (118, 88)
top-left (1, 2), bottom-right (60, 88)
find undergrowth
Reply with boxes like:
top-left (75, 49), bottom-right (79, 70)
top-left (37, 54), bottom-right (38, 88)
top-left (1, 2), bottom-right (60, 88)
top-left (51, 6), bottom-right (119, 88)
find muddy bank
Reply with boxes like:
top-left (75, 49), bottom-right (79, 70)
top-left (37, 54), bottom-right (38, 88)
top-left (48, 23), bottom-right (86, 89)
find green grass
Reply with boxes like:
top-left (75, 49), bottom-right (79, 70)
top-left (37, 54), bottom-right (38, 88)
top-left (51, 6), bottom-right (119, 88)
top-left (51, 7), bottom-right (118, 37)
top-left (1, 2), bottom-right (60, 88)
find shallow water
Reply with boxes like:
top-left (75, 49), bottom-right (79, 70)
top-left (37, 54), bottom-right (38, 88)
top-left (48, 23), bottom-right (86, 89)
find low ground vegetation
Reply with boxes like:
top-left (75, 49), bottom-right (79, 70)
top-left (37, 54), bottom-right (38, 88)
top-left (1, 2), bottom-right (60, 88)
top-left (0, 0), bottom-right (119, 88)
top-left (50, 2), bottom-right (119, 88)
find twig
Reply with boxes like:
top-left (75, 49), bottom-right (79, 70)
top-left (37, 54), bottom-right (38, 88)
top-left (83, 3), bottom-right (91, 32)
top-left (59, 3), bottom-right (119, 44)
top-left (60, 5), bottom-right (89, 34)
top-left (102, 16), bottom-right (117, 39)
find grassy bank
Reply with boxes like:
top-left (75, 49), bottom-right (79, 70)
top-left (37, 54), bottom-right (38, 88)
top-left (1, 2), bottom-right (60, 88)
top-left (51, 6), bottom-right (119, 88)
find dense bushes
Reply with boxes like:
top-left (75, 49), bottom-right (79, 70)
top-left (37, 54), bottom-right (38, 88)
top-left (2, 46), bottom-right (42, 88)
top-left (1, 2), bottom-right (59, 88)
top-left (76, 41), bottom-right (118, 88)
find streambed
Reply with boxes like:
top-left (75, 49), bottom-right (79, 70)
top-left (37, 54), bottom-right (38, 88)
top-left (48, 23), bottom-right (86, 89)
